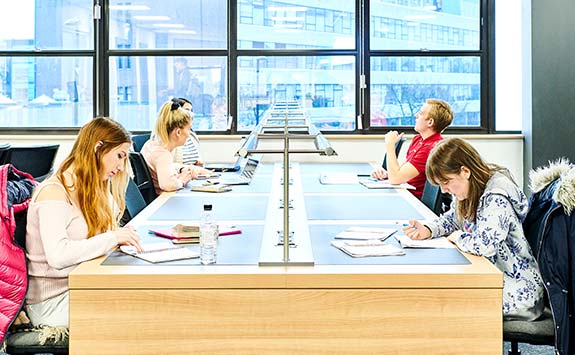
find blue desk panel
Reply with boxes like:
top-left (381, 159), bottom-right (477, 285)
top-left (309, 224), bottom-right (470, 265)
top-left (102, 224), bottom-right (263, 266)
top-left (149, 195), bottom-right (268, 221)
top-left (299, 162), bottom-right (373, 175)
top-left (305, 195), bottom-right (422, 220)
top-left (300, 174), bottom-right (394, 193)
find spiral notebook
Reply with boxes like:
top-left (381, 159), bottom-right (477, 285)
top-left (120, 242), bottom-right (199, 263)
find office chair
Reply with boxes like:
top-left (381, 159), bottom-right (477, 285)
top-left (503, 307), bottom-right (555, 355)
top-left (128, 151), bottom-right (158, 205)
top-left (120, 177), bottom-right (147, 226)
top-left (9, 144), bottom-right (59, 182)
top-left (0, 143), bottom-right (11, 165)
top-left (381, 137), bottom-right (405, 170)
top-left (131, 133), bottom-right (151, 153)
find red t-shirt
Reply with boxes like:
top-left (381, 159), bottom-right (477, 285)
top-left (405, 132), bottom-right (443, 199)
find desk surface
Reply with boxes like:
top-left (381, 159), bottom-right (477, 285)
top-left (69, 162), bottom-right (502, 355)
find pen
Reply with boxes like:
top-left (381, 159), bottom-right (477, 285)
top-left (403, 223), bottom-right (417, 229)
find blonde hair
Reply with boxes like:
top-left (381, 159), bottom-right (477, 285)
top-left (426, 137), bottom-right (505, 222)
top-left (55, 117), bottom-right (131, 237)
top-left (426, 98), bottom-right (453, 132)
top-left (153, 101), bottom-right (192, 146)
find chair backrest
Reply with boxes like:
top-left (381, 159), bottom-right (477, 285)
top-left (421, 180), bottom-right (442, 215)
top-left (9, 144), bottom-right (59, 182)
top-left (132, 133), bottom-right (151, 153)
top-left (128, 151), bottom-right (157, 205)
top-left (381, 137), bottom-right (405, 170)
top-left (0, 143), bottom-right (11, 165)
top-left (121, 177), bottom-right (148, 226)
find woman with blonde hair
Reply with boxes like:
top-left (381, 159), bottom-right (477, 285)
top-left (25, 117), bottom-right (142, 328)
top-left (141, 100), bottom-right (210, 194)
top-left (402, 137), bottom-right (544, 320)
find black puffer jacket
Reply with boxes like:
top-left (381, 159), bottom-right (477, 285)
top-left (523, 159), bottom-right (575, 355)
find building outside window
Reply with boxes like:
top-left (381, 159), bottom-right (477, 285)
top-left (0, 0), bottom-right (520, 133)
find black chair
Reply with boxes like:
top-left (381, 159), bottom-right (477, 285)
top-left (381, 137), bottom-right (405, 170)
top-left (9, 144), bottom-right (59, 182)
top-left (420, 179), bottom-right (452, 215)
top-left (132, 133), bottom-right (151, 153)
top-left (120, 177), bottom-right (147, 226)
top-left (503, 307), bottom-right (555, 355)
top-left (0, 143), bottom-right (11, 165)
top-left (128, 151), bottom-right (157, 205)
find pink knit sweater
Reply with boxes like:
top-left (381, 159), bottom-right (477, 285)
top-left (25, 183), bottom-right (118, 305)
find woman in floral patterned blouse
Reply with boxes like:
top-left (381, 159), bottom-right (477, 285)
top-left (403, 137), bottom-right (544, 320)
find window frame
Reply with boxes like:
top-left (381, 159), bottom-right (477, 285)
top-left (0, 0), bottom-right (498, 135)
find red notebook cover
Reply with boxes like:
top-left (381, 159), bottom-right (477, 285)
top-left (149, 227), bottom-right (241, 240)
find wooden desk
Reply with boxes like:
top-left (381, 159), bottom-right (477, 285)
top-left (69, 163), bottom-right (502, 355)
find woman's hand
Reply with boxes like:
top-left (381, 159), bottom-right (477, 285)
top-left (402, 220), bottom-right (431, 240)
top-left (114, 226), bottom-right (143, 252)
top-left (178, 166), bottom-right (198, 184)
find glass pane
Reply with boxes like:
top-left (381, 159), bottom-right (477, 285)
top-left (109, 0), bottom-right (227, 50)
top-left (238, 1), bottom-right (355, 50)
top-left (0, 0), bottom-right (93, 50)
top-left (237, 56), bottom-right (356, 131)
top-left (370, 56), bottom-right (480, 127)
top-left (495, 0), bottom-right (522, 131)
top-left (370, 0), bottom-right (480, 51)
top-left (0, 56), bottom-right (93, 128)
top-left (109, 56), bottom-right (228, 132)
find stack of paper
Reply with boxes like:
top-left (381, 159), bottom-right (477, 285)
top-left (120, 242), bottom-right (199, 263)
top-left (394, 234), bottom-right (454, 248)
top-left (149, 225), bottom-right (241, 244)
top-left (331, 240), bottom-right (405, 258)
top-left (319, 173), bottom-right (359, 185)
top-left (334, 226), bottom-right (397, 241)
top-left (359, 178), bottom-right (415, 190)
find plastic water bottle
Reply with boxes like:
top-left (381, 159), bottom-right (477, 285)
top-left (200, 204), bottom-right (218, 265)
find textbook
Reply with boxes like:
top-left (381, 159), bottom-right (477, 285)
top-left (120, 242), bottom-right (199, 263)
top-left (334, 226), bottom-right (398, 241)
top-left (190, 184), bottom-right (232, 193)
top-left (149, 225), bottom-right (242, 242)
top-left (359, 178), bottom-right (415, 190)
top-left (331, 240), bottom-right (405, 258)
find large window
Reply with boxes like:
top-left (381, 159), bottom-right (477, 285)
top-left (0, 0), bottom-right (496, 133)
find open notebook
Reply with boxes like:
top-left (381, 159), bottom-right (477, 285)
top-left (120, 242), bottom-right (199, 263)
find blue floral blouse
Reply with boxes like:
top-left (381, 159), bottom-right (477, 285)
top-left (425, 171), bottom-right (544, 320)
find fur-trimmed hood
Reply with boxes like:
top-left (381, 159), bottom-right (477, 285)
top-left (529, 158), bottom-right (575, 215)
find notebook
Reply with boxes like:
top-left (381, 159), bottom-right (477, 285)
top-left (334, 226), bottom-right (398, 241)
top-left (331, 240), bottom-right (405, 258)
top-left (394, 234), bottom-right (454, 249)
top-left (120, 242), bottom-right (199, 263)
top-left (359, 177), bottom-right (415, 189)
top-left (216, 156), bottom-right (261, 185)
top-left (319, 173), bottom-right (359, 185)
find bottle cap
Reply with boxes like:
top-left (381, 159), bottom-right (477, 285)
top-left (203, 204), bottom-right (213, 211)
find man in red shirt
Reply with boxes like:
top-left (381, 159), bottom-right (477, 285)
top-left (371, 99), bottom-right (453, 199)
